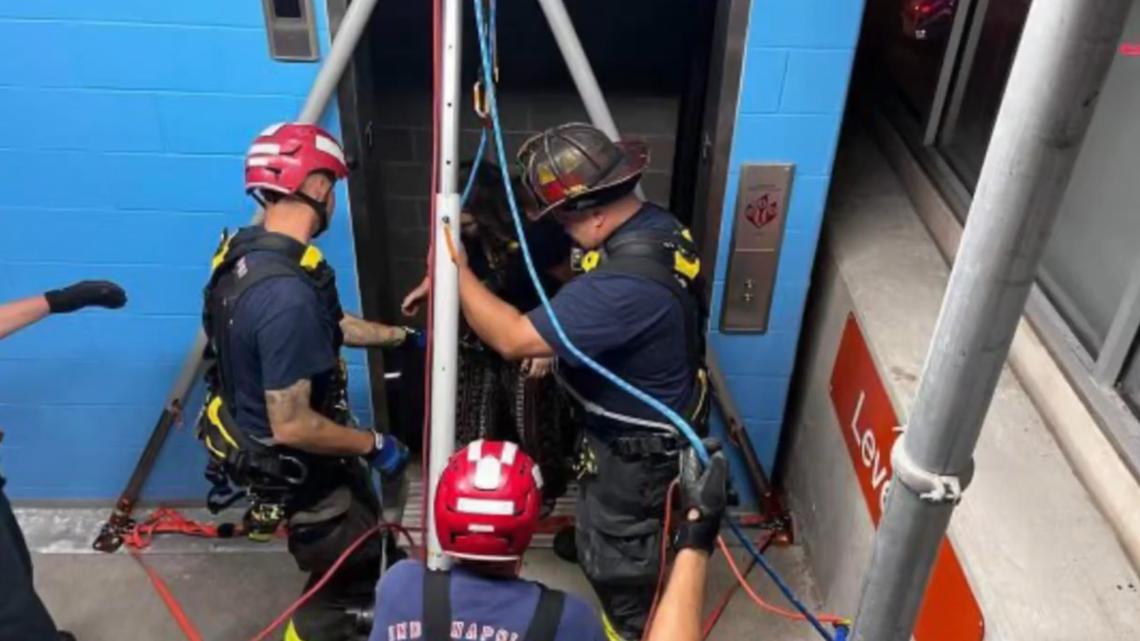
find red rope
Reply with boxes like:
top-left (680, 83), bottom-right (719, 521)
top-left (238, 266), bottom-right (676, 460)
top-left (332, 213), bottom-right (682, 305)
top-left (121, 507), bottom-right (233, 550)
top-left (640, 480), bottom-right (679, 641)
top-left (420, 0), bottom-right (444, 558)
top-left (249, 522), bottom-right (417, 641)
top-left (123, 507), bottom-right (419, 641)
top-left (129, 550), bottom-right (206, 641)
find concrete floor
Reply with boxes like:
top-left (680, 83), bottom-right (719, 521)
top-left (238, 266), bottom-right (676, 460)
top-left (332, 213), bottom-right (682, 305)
top-left (20, 507), bottom-right (830, 641)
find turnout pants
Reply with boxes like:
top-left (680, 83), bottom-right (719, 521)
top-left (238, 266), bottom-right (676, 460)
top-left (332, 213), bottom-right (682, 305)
top-left (0, 479), bottom-right (60, 641)
top-left (575, 432), bottom-right (678, 641)
top-left (284, 464), bottom-right (385, 641)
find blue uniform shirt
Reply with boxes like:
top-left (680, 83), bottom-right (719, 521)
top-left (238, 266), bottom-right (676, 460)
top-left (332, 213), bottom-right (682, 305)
top-left (526, 203), bottom-right (694, 428)
top-left (370, 560), bottom-right (605, 641)
top-left (224, 253), bottom-right (340, 439)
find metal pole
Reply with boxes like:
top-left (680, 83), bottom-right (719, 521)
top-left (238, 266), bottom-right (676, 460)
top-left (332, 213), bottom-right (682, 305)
top-left (93, 1), bottom-right (381, 551)
top-left (536, 0), bottom-right (645, 199)
top-left (425, 0), bottom-right (464, 570)
top-left (852, 2), bottom-right (1133, 640)
top-left (298, 0), bottom-right (381, 124)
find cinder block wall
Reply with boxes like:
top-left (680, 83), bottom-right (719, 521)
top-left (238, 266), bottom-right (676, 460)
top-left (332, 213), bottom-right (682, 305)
top-left (707, 0), bottom-right (865, 480)
top-left (0, 3), bottom-right (370, 500)
top-left (373, 91), bottom-right (680, 317)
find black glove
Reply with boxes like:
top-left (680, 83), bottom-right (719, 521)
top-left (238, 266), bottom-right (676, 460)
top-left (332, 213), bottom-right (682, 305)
top-left (675, 438), bottom-right (728, 554)
top-left (44, 280), bottom-right (127, 314)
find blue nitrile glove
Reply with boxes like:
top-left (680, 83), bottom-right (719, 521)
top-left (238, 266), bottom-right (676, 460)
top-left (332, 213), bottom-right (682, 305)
top-left (367, 432), bottom-right (409, 479)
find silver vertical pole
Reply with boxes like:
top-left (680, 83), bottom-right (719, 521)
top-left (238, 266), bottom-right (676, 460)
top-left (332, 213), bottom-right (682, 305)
top-left (852, 2), bottom-right (1133, 640)
top-left (536, 0), bottom-right (645, 199)
top-left (425, 0), bottom-right (464, 571)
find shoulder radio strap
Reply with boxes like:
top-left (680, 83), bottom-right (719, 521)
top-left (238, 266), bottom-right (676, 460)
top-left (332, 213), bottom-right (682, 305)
top-left (522, 585), bottom-right (566, 641)
top-left (423, 569), bottom-right (453, 641)
top-left (420, 569), bottom-right (566, 641)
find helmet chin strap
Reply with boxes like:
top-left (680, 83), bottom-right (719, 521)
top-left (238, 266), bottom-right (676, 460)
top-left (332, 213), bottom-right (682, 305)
top-left (293, 191), bottom-right (331, 238)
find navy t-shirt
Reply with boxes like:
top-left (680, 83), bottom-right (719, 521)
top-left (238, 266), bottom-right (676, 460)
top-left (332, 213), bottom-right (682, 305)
top-left (526, 204), bottom-right (694, 428)
top-left (223, 253), bottom-right (340, 440)
top-left (370, 560), bottom-right (605, 641)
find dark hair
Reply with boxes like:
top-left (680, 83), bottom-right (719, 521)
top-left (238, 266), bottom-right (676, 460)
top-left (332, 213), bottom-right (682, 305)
top-left (460, 159), bottom-right (521, 251)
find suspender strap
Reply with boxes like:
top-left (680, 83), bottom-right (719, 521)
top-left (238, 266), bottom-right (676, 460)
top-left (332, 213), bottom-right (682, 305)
top-left (422, 569), bottom-right (453, 641)
top-left (523, 586), bottom-right (566, 641)
top-left (596, 254), bottom-right (702, 371)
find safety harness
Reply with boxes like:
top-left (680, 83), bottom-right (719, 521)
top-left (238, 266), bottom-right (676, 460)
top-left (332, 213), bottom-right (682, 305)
top-left (422, 569), bottom-right (566, 641)
top-left (197, 227), bottom-right (349, 538)
top-left (564, 218), bottom-right (710, 456)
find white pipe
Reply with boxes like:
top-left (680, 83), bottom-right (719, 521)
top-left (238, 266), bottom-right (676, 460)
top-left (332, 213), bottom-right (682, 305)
top-left (425, 0), bottom-right (464, 571)
top-left (536, 0), bottom-right (645, 199)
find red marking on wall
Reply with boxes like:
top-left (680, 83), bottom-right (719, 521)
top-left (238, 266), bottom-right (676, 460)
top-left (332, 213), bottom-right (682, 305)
top-left (1120, 43), bottom-right (1140, 56)
top-left (744, 192), bottom-right (780, 229)
top-left (830, 314), bottom-right (985, 641)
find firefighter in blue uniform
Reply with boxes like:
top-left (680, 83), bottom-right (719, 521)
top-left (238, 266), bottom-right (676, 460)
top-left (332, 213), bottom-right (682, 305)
top-left (454, 123), bottom-right (709, 641)
top-left (198, 123), bottom-right (410, 641)
top-left (371, 439), bottom-right (607, 641)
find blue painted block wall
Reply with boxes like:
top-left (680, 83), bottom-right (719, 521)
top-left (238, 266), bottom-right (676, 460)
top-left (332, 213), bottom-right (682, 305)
top-left (0, 3), bottom-right (372, 500)
top-left (708, 0), bottom-right (864, 498)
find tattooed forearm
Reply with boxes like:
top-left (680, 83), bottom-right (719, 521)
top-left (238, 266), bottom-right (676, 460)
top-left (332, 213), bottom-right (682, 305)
top-left (340, 313), bottom-right (405, 348)
top-left (264, 378), bottom-right (373, 456)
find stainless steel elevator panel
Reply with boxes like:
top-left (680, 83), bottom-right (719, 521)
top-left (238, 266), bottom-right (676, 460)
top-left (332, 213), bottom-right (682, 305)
top-left (720, 163), bottom-right (794, 333)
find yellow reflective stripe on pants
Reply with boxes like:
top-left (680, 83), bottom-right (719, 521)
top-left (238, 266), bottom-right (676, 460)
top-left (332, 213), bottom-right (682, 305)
top-left (284, 619), bottom-right (305, 641)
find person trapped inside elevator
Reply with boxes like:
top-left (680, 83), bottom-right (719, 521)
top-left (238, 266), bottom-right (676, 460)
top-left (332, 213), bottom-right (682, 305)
top-left (451, 122), bottom-right (710, 641)
top-left (400, 159), bottom-right (574, 378)
top-left (0, 279), bottom-right (127, 641)
top-left (198, 122), bottom-right (411, 641)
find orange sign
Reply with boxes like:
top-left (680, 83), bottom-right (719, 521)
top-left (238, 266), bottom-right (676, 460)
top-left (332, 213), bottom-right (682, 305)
top-left (830, 314), bottom-right (984, 641)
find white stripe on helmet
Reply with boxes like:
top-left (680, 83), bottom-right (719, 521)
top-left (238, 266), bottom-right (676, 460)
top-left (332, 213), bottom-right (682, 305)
top-left (473, 456), bottom-right (503, 491)
top-left (456, 498), bottom-right (514, 516)
top-left (314, 135), bottom-right (346, 166)
top-left (248, 142), bottom-right (281, 156)
top-left (468, 439), bottom-right (484, 462)
top-left (259, 123), bottom-right (286, 137)
top-left (500, 442), bottom-right (518, 466)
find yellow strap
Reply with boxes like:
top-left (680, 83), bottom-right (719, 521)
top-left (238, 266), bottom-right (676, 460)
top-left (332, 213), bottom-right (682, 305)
top-left (601, 612), bottom-right (628, 641)
top-left (203, 434), bottom-right (226, 460)
top-left (210, 234), bottom-right (233, 273)
top-left (284, 619), bottom-right (306, 641)
top-left (300, 245), bottom-right (323, 270)
top-left (581, 250), bottom-right (601, 272)
top-left (674, 250), bottom-right (700, 281)
top-left (206, 397), bottom-right (239, 449)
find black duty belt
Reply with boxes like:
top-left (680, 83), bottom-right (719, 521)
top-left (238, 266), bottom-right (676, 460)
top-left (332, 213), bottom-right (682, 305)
top-left (609, 433), bottom-right (684, 458)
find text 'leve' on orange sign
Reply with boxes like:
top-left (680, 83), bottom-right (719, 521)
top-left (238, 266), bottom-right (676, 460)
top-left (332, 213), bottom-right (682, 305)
top-left (830, 314), bottom-right (984, 641)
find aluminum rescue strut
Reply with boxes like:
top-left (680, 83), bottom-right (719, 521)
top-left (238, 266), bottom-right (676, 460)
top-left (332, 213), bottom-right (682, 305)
top-left (92, 0), bottom-right (383, 552)
top-left (851, 1), bottom-right (1134, 639)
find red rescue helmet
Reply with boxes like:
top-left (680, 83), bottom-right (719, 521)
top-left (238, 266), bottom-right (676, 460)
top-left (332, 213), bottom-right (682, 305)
top-left (244, 123), bottom-right (349, 235)
top-left (434, 439), bottom-right (543, 562)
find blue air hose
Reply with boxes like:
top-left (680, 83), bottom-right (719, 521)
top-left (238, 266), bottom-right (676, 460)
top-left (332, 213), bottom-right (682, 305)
top-left (460, 130), bottom-right (487, 207)
top-left (468, 2), bottom-right (838, 639)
